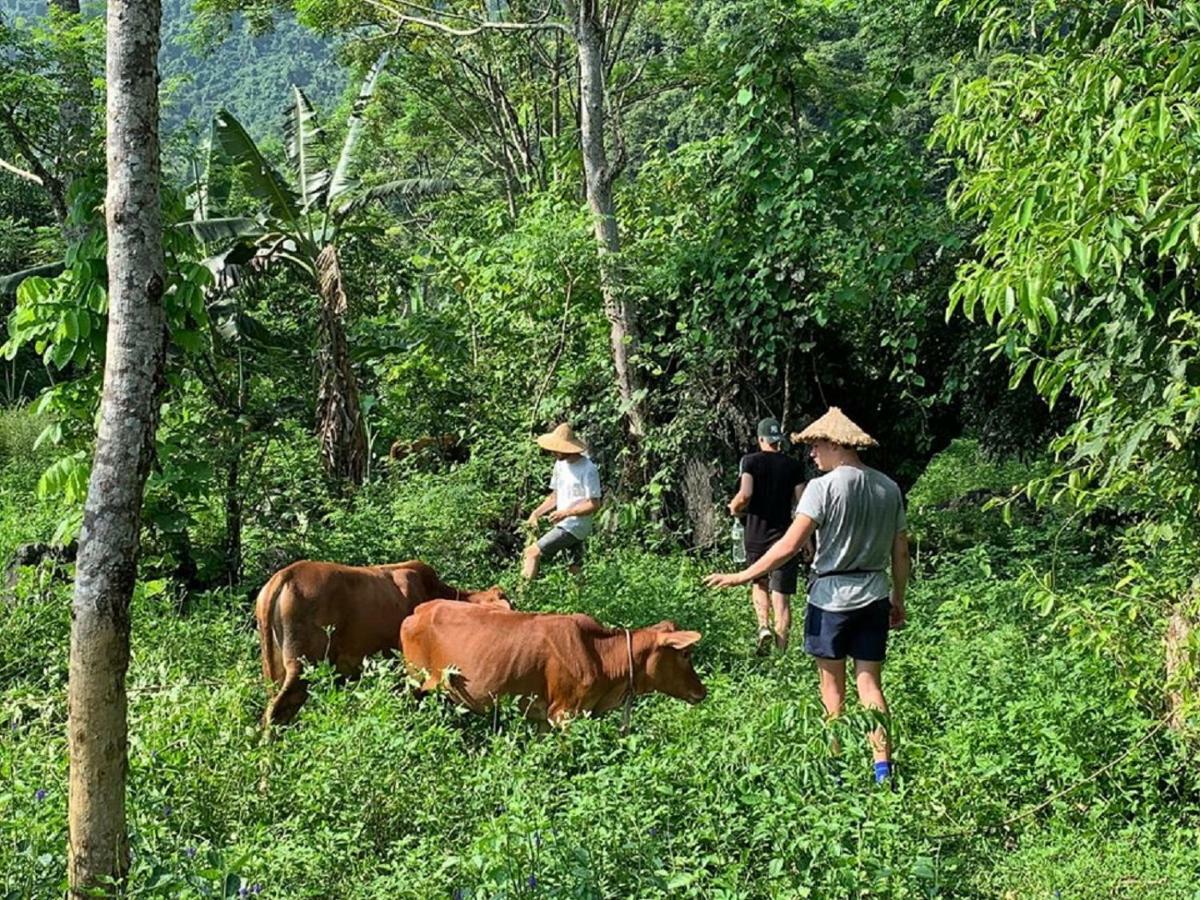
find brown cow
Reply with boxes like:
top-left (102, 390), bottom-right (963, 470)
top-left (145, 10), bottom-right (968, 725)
top-left (400, 601), bottom-right (706, 725)
top-left (255, 559), bottom-right (510, 726)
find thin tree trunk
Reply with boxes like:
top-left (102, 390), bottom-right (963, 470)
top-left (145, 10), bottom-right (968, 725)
top-left (552, 31), bottom-right (562, 144)
top-left (563, 0), bottom-right (647, 458)
top-left (67, 0), bottom-right (164, 893)
top-left (315, 245), bottom-right (367, 484)
top-left (50, 0), bottom-right (92, 245)
top-left (224, 443), bottom-right (242, 588)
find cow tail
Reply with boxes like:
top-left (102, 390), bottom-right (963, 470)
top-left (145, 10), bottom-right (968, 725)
top-left (255, 574), bottom-right (289, 684)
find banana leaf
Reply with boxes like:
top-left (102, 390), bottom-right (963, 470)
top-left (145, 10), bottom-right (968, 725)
top-left (213, 108), bottom-right (303, 231)
top-left (333, 177), bottom-right (455, 220)
top-left (177, 216), bottom-right (263, 245)
top-left (327, 52), bottom-right (390, 209)
top-left (0, 261), bottom-right (65, 297)
top-left (284, 86), bottom-right (331, 212)
top-left (185, 120), bottom-right (233, 219)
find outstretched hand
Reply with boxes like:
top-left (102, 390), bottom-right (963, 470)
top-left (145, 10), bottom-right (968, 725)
top-left (704, 572), bottom-right (747, 589)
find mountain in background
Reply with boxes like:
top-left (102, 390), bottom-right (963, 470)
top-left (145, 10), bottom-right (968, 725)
top-left (4, 0), bottom-right (346, 140)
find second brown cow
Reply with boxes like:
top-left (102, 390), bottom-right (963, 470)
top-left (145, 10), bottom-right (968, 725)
top-left (400, 601), bottom-right (706, 725)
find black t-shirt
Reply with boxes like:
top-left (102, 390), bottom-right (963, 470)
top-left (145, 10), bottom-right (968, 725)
top-left (739, 451), bottom-right (805, 547)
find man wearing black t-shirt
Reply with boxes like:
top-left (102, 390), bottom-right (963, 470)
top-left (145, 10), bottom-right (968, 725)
top-left (728, 418), bottom-right (807, 654)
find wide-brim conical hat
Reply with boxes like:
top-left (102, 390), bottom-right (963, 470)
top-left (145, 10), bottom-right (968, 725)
top-left (536, 423), bottom-right (588, 454)
top-left (791, 407), bottom-right (878, 449)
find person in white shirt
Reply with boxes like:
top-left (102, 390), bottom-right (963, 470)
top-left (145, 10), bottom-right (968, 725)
top-left (523, 423), bottom-right (603, 581)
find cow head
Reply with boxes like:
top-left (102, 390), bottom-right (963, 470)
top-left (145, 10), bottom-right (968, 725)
top-left (644, 630), bottom-right (706, 704)
top-left (465, 586), bottom-right (513, 609)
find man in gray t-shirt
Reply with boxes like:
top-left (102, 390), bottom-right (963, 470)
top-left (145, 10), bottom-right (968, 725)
top-left (798, 466), bottom-right (907, 613)
top-left (705, 407), bottom-right (909, 785)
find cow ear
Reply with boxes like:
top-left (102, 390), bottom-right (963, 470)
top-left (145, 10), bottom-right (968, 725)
top-left (659, 630), bottom-right (701, 650)
top-left (648, 619), bottom-right (676, 632)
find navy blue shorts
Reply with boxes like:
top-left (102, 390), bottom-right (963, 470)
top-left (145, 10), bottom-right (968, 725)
top-left (803, 598), bottom-right (891, 661)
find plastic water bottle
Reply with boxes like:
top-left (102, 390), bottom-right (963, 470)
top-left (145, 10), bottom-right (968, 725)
top-left (731, 519), bottom-right (747, 564)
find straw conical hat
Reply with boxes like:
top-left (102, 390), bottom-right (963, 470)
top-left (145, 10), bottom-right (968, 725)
top-left (536, 423), bottom-right (588, 454)
top-left (791, 407), bottom-right (878, 449)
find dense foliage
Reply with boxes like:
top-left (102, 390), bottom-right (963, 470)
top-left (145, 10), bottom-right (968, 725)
top-left (3, 426), bottom-right (1196, 897)
top-left (936, 0), bottom-right (1200, 523)
top-left (3, 0), bottom-right (1200, 894)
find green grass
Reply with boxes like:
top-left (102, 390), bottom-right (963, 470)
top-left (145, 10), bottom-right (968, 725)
top-left (2, 441), bottom-right (1199, 897)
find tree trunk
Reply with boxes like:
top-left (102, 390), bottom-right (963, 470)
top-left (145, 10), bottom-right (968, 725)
top-left (67, 0), bottom-right (164, 894)
top-left (50, 0), bottom-right (93, 245)
top-left (224, 444), bottom-right (242, 588)
top-left (563, 1), bottom-right (648, 459)
top-left (315, 245), bottom-right (368, 484)
top-left (1165, 593), bottom-right (1198, 736)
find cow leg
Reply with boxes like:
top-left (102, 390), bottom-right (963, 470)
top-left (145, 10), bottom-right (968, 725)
top-left (334, 655), bottom-right (364, 683)
top-left (264, 659), bottom-right (308, 727)
top-left (419, 671), bottom-right (441, 693)
top-left (523, 698), bottom-right (556, 733)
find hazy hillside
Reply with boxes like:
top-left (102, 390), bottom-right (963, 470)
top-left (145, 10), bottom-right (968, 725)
top-left (3, 0), bottom-right (346, 139)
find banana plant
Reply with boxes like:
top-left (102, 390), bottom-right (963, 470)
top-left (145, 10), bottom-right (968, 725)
top-left (191, 51), bottom-right (452, 483)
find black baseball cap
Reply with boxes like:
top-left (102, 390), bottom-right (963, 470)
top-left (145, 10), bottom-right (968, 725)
top-left (756, 417), bottom-right (784, 444)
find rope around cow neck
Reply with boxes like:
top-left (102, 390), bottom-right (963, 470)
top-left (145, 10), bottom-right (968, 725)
top-left (620, 628), bottom-right (635, 735)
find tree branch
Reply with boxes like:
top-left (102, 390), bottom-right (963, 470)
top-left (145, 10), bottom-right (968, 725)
top-left (369, 0), bottom-right (570, 36)
top-left (0, 156), bottom-right (43, 185)
top-left (0, 105), bottom-right (66, 221)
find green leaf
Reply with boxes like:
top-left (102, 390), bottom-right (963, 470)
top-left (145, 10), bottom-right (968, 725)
top-left (1068, 238), bottom-right (1092, 278)
top-left (48, 340), bottom-right (75, 370)
top-left (285, 85), bottom-right (331, 211)
top-left (1161, 213), bottom-right (1191, 254)
top-left (737, 87), bottom-right (753, 105)
top-left (1017, 196), bottom-right (1034, 228)
top-left (186, 119), bottom-right (233, 218)
top-left (328, 52), bottom-right (390, 208)
top-left (174, 329), bottom-right (203, 354)
top-left (333, 178), bottom-right (455, 220)
top-left (176, 216), bottom-right (263, 245)
top-left (213, 108), bottom-right (302, 228)
top-left (87, 283), bottom-right (106, 313)
top-left (4, 267), bottom-right (62, 299)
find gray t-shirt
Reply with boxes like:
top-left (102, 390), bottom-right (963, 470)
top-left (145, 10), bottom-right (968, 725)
top-left (796, 465), bottom-right (906, 612)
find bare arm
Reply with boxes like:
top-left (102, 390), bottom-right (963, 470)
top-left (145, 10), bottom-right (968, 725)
top-left (889, 529), bottom-right (909, 628)
top-left (527, 491), bottom-right (557, 527)
top-left (793, 481), bottom-right (815, 559)
top-left (704, 514), bottom-right (818, 588)
top-left (548, 496), bottom-right (602, 523)
top-left (728, 472), bottom-right (753, 516)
